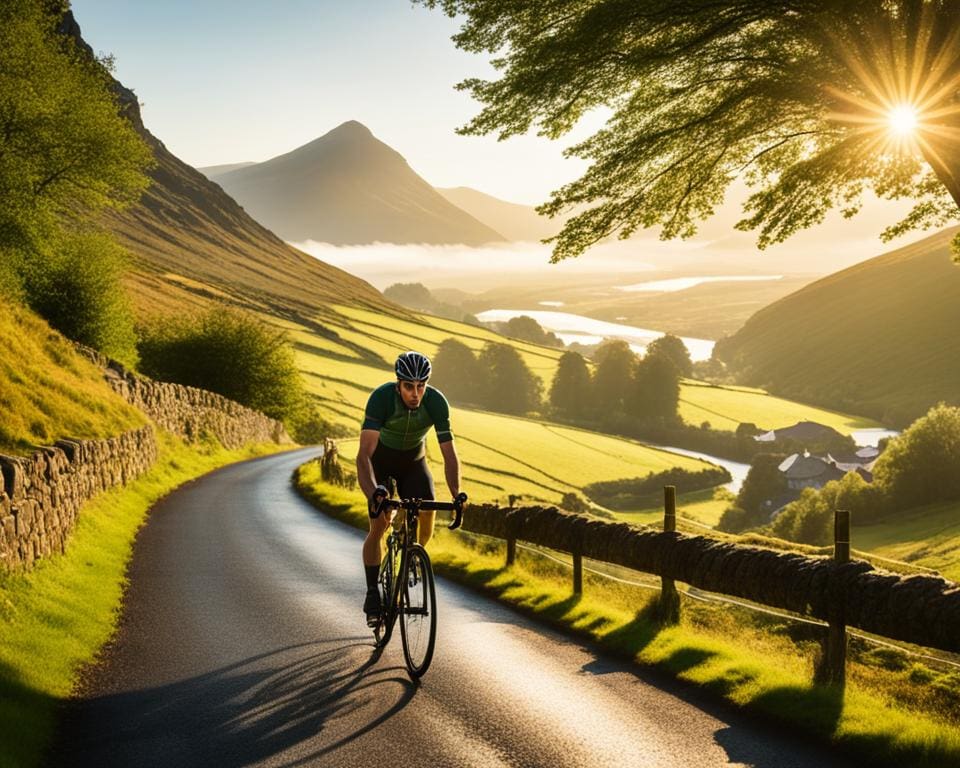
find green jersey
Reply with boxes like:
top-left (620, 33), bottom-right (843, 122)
top-left (361, 382), bottom-right (453, 451)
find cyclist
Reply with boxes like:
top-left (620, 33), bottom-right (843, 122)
top-left (357, 351), bottom-right (462, 623)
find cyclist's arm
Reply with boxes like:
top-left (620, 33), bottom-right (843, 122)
top-left (356, 429), bottom-right (381, 500)
top-left (439, 439), bottom-right (461, 499)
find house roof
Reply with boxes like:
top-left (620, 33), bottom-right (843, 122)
top-left (780, 452), bottom-right (846, 481)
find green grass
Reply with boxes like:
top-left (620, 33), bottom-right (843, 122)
top-left (0, 433), bottom-right (290, 768)
top-left (296, 471), bottom-right (960, 768)
top-left (853, 501), bottom-right (960, 582)
top-left (0, 299), bottom-right (146, 454)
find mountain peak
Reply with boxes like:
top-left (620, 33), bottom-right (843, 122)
top-left (328, 120), bottom-right (372, 138)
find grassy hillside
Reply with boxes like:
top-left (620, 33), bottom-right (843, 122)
top-left (853, 502), bottom-right (960, 582)
top-left (0, 298), bottom-right (145, 455)
top-left (715, 227), bottom-right (960, 426)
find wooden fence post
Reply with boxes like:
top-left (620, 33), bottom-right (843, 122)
top-left (506, 537), bottom-right (516, 566)
top-left (658, 485), bottom-right (681, 624)
top-left (817, 508), bottom-right (849, 686)
top-left (573, 547), bottom-right (583, 595)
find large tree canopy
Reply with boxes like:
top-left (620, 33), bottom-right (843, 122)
top-left (418, 0), bottom-right (960, 260)
top-left (0, 0), bottom-right (152, 256)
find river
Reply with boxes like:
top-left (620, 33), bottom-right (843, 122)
top-left (476, 308), bottom-right (715, 361)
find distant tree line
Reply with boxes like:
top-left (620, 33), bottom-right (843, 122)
top-left (383, 282), bottom-right (480, 326)
top-left (431, 338), bottom-right (542, 415)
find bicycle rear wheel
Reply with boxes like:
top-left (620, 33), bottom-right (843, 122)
top-left (399, 544), bottom-right (437, 678)
top-left (374, 535), bottom-right (401, 648)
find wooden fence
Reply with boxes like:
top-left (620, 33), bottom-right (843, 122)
top-left (461, 486), bottom-right (960, 685)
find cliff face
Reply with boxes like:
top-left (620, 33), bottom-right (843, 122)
top-left (60, 10), bottom-right (393, 321)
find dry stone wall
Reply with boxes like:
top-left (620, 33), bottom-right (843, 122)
top-left (0, 348), bottom-right (292, 573)
top-left (0, 427), bottom-right (157, 572)
top-left (463, 503), bottom-right (960, 654)
top-left (77, 346), bottom-right (291, 448)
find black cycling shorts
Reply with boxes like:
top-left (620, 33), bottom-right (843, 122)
top-left (371, 441), bottom-right (435, 501)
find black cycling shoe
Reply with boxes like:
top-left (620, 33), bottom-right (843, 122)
top-left (364, 588), bottom-right (382, 625)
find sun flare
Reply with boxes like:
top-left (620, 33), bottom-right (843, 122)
top-left (888, 104), bottom-right (919, 136)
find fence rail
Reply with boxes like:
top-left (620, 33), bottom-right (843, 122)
top-left (460, 487), bottom-right (960, 683)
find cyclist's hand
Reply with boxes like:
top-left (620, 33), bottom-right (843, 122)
top-left (369, 484), bottom-right (389, 518)
top-left (449, 491), bottom-right (468, 530)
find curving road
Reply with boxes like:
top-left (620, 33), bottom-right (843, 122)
top-left (49, 448), bottom-right (853, 767)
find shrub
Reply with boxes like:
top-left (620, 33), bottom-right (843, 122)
top-left (138, 307), bottom-right (307, 425)
top-left (20, 231), bottom-right (138, 366)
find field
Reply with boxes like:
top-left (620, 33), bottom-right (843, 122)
top-left (853, 502), bottom-right (960, 582)
top-left (272, 303), bottom-right (884, 511)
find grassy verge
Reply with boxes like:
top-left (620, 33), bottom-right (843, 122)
top-left (295, 463), bottom-right (960, 768)
top-left (0, 432), bottom-right (290, 768)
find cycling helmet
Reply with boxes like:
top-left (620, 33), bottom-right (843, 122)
top-left (395, 351), bottom-right (432, 381)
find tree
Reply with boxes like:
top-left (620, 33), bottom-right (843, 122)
top-left (592, 339), bottom-right (636, 416)
top-left (629, 350), bottom-right (680, 425)
top-left (501, 315), bottom-right (564, 347)
top-left (549, 351), bottom-right (592, 419)
top-left (476, 342), bottom-right (542, 414)
top-left (431, 337), bottom-right (483, 404)
top-left (383, 282), bottom-right (435, 311)
top-left (0, 1), bottom-right (152, 361)
top-left (418, 1), bottom-right (960, 260)
top-left (646, 334), bottom-right (693, 378)
top-left (0, 1), bottom-right (152, 256)
top-left (872, 403), bottom-right (960, 507)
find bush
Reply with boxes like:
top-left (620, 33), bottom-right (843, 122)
top-left (138, 307), bottom-right (307, 425)
top-left (584, 466), bottom-right (731, 509)
top-left (21, 231), bottom-right (138, 366)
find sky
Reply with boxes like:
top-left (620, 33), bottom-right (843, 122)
top-left (70, 0), bottom-right (600, 206)
top-left (70, 0), bottom-right (931, 269)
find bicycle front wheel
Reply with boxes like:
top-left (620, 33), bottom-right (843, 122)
top-left (399, 544), bottom-right (437, 678)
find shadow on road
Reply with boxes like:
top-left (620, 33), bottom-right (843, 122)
top-left (48, 637), bottom-right (417, 768)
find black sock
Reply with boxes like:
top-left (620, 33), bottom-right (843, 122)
top-left (365, 564), bottom-right (379, 591)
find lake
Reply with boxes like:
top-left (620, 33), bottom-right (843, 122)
top-left (476, 308), bottom-right (715, 361)
top-left (619, 275), bottom-right (784, 293)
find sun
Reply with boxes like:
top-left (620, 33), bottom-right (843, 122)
top-left (888, 105), bottom-right (919, 136)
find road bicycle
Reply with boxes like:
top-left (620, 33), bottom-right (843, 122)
top-left (370, 482), bottom-right (467, 678)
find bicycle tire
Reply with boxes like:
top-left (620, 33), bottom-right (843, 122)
top-left (399, 544), bottom-right (437, 678)
top-left (374, 534), bottom-right (402, 648)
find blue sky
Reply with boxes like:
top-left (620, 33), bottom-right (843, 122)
top-left (70, 0), bottom-right (596, 204)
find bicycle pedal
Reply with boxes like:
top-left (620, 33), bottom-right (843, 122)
top-left (404, 607), bottom-right (428, 616)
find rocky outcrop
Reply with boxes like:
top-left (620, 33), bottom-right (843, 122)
top-left (0, 427), bottom-right (157, 571)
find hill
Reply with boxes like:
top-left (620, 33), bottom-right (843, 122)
top-left (436, 187), bottom-right (560, 242)
top-left (198, 162), bottom-right (255, 177)
top-left (0, 297), bottom-right (145, 455)
top-left (714, 226), bottom-right (960, 426)
top-left (212, 122), bottom-right (506, 246)
top-left (60, 12), bottom-right (390, 324)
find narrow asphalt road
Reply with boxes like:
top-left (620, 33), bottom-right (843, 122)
top-left (49, 448), bottom-right (853, 767)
